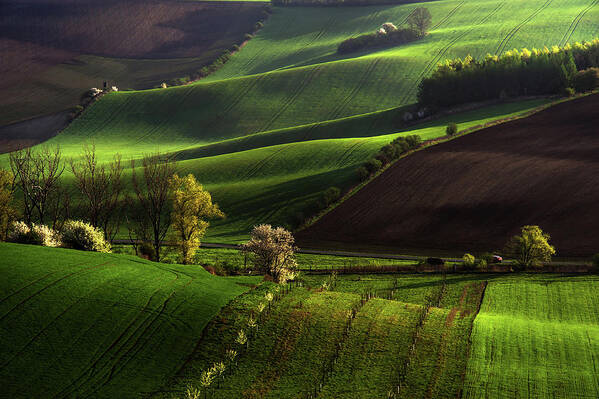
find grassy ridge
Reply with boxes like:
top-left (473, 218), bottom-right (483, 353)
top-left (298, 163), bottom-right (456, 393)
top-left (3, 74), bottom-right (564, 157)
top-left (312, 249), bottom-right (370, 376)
top-left (464, 275), bottom-right (599, 398)
top-left (0, 243), bottom-right (260, 398)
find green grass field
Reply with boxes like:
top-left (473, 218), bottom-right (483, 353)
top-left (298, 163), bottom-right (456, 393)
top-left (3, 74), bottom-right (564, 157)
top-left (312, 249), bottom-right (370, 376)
top-left (0, 242), bottom-right (260, 398)
top-left (464, 275), bottom-right (599, 398)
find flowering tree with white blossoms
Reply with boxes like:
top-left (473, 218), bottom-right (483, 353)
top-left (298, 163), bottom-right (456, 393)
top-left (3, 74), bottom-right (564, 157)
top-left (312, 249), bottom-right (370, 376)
top-left (241, 224), bottom-right (298, 283)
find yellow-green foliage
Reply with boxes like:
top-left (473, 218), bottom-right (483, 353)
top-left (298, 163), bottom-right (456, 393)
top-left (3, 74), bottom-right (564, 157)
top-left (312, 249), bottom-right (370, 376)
top-left (170, 174), bottom-right (224, 264)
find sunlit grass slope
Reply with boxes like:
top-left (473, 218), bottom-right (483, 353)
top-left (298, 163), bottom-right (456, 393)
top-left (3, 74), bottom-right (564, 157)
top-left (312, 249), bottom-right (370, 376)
top-left (0, 242), bottom-right (260, 398)
top-left (464, 275), bottom-right (599, 398)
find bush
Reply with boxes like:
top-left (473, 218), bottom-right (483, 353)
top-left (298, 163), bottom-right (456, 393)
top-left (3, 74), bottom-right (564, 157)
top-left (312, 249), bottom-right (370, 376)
top-left (365, 158), bottom-right (382, 174)
top-left (338, 27), bottom-right (420, 54)
top-left (446, 123), bottom-right (458, 136)
top-left (255, 21), bottom-right (264, 30)
top-left (137, 242), bottom-right (155, 260)
top-left (8, 221), bottom-right (61, 247)
top-left (463, 253), bottom-right (476, 268)
top-left (357, 166), bottom-right (370, 181)
top-left (573, 68), bottom-right (599, 92)
top-left (562, 87), bottom-right (576, 97)
top-left (244, 33), bottom-right (254, 41)
top-left (319, 186), bottom-right (341, 209)
top-left (476, 258), bottom-right (488, 271)
top-left (61, 220), bottom-right (110, 253)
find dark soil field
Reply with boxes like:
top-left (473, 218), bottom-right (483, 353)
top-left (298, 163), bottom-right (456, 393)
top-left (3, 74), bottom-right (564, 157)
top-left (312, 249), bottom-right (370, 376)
top-left (0, 0), bottom-right (268, 126)
top-left (298, 94), bottom-right (599, 257)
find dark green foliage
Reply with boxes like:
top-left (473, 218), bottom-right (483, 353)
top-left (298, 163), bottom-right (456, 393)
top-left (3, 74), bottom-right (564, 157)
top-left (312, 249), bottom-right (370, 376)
top-left (321, 186), bottom-right (341, 208)
top-left (446, 122), bottom-right (458, 135)
top-left (573, 68), bottom-right (599, 92)
top-left (417, 42), bottom-right (599, 108)
top-left (562, 87), bottom-right (576, 97)
top-left (365, 158), bottom-right (382, 174)
top-left (338, 28), bottom-right (420, 54)
top-left (407, 7), bottom-right (432, 36)
top-left (357, 135), bottom-right (421, 180)
top-left (357, 166), bottom-right (370, 181)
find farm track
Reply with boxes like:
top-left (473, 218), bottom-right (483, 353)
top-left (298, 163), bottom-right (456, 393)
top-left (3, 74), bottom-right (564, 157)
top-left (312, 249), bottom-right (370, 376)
top-left (0, 261), bottom-right (111, 325)
top-left (51, 288), bottom-right (168, 397)
top-left (329, 58), bottom-right (382, 121)
top-left (560, 0), bottom-right (599, 45)
top-left (260, 65), bottom-right (323, 133)
top-left (494, 0), bottom-right (554, 55)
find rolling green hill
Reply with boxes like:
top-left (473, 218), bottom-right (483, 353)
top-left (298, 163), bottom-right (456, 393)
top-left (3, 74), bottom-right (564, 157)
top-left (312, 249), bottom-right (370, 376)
top-left (6, 0), bottom-right (598, 242)
top-left (0, 242), bottom-right (260, 398)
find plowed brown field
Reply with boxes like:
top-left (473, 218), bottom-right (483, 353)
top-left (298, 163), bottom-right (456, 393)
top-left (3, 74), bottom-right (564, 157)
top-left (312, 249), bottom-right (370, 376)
top-left (298, 94), bottom-right (599, 257)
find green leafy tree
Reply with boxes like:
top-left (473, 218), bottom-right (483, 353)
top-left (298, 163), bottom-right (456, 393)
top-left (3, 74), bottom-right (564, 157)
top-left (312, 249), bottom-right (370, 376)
top-left (407, 7), bottom-right (432, 37)
top-left (170, 174), bottom-right (224, 264)
top-left (504, 225), bottom-right (556, 269)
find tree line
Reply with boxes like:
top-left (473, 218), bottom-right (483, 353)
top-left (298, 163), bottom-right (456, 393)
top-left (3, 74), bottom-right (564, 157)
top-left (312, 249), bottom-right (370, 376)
top-left (0, 146), bottom-right (222, 264)
top-left (418, 39), bottom-right (599, 109)
top-left (338, 9), bottom-right (431, 54)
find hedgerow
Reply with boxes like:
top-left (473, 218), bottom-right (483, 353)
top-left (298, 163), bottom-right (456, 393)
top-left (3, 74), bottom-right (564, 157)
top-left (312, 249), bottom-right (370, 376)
top-left (418, 39), bottom-right (599, 108)
top-left (358, 135), bottom-right (421, 179)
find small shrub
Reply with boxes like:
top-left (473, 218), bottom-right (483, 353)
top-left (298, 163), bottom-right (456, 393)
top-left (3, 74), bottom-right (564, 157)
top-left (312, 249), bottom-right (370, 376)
top-left (365, 158), bottom-right (382, 174)
top-left (255, 21), bottom-right (264, 30)
top-left (562, 87), bottom-right (575, 97)
top-left (320, 187), bottom-right (341, 209)
top-left (381, 22), bottom-right (398, 33)
top-left (476, 258), bottom-right (488, 271)
top-left (446, 122), bottom-right (458, 136)
top-left (138, 242), bottom-right (156, 260)
top-left (231, 44), bottom-right (240, 52)
top-left (244, 33), bottom-right (254, 41)
top-left (462, 253), bottom-right (476, 269)
top-left (574, 68), bottom-right (599, 92)
top-left (357, 166), bottom-right (370, 181)
top-left (8, 221), bottom-right (61, 247)
top-left (61, 220), bottom-right (110, 253)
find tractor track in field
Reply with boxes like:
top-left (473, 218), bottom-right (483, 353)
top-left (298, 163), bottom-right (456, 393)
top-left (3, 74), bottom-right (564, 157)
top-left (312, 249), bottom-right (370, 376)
top-left (243, 145), bottom-right (290, 180)
top-left (0, 271), bottom-right (58, 305)
top-left (336, 139), bottom-right (370, 166)
top-left (329, 58), bottom-right (381, 121)
top-left (259, 65), bottom-right (322, 133)
top-left (431, 0), bottom-right (466, 31)
top-left (401, 1), bottom-right (505, 105)
top-left (51, 288), bottom-right (167, 398)
top-left (91, 282), bottom-right (193, 395)
top-left (495, 0), bottom-right (554, 55)
top-left (0, 262), bottom-right (120, 371)
top-left (560, 0), bottom-right (599, 46)
top-left (0, 261), bottom-right (111, 324)
top-left (132, 85), bottom-right (197, 147)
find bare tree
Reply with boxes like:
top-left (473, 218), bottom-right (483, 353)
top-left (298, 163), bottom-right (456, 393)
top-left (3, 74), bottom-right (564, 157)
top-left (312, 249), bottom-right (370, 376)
top-left (131, 153), bottom-right (175, 262)
top-left (69, 144), bottom-right (123, 241)
top-left (9, 146), bottom-right (65, 227)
